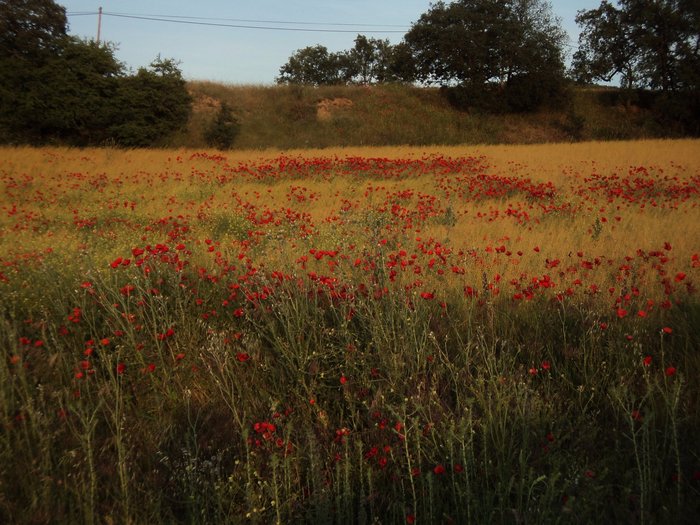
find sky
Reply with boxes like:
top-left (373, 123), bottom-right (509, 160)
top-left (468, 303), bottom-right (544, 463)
top-left (60, 1), bottom-right (604, 84)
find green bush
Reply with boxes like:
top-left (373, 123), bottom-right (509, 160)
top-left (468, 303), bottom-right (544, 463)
top-left (0, 1), bottom-right (192, 147)
top-left (204, 102), bottom-right (240, 149)
top-left (108, 58), bottom-right (192, 147)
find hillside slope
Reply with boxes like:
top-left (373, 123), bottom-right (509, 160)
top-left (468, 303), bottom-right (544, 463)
top-left (176, 82), bottom-right (672, 149)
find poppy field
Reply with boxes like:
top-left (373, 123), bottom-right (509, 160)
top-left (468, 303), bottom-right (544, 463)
top-left (1, 140), bottom-right (699, 523)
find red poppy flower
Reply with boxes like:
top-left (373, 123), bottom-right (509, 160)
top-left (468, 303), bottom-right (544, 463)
top-left (665, 366), bottom-right (677, 377)
top-left (433, 464), bottom-right (446, 475)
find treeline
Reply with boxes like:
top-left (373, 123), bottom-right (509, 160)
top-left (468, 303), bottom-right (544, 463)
top-left (277, 0), bottom-right (569, 114)
top-left (0, 0), bottom-right (191, 146)
top-left (278, 0), bottom-right (699, 129)
top-left (2, 0), bottom-right (698, 147)
top-left (572, 0), bottom-right (700, 133)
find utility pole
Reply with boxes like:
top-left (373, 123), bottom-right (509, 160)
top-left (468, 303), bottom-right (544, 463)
top-left (97, 7), bottom-right (102, 43)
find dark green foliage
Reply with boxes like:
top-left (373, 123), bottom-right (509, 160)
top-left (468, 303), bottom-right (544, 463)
top-left (344, 35), bottom-right (412, 84)
top-left (0, 35), bottom-right (122, 144)
top-left (572, 1), bottom-right (637, 89)
top-left (277, 36), bottom-right (414, 86)
top-left (574, 0), bottom-right (700, 93)
top-left (574, 0), bottom-right (700, 133)
top-left (277, 1), bottom-right (567, 112)
top-left (0, 0), bottom-right (71, 143)
top-left (404, 0), bottom-right (569, 112)
top-left (652, 91), bottom-right (700, 136)
top-left (0, 0), bottom-right (192, 146)
top-left (277, 45), bottom-right (346, 86)
top-left (0, 0), bottom-right (67, 60)
top-left (108, 58), bottom-right (192, 147)
top-left (204, 102), bottom-right (240, 149)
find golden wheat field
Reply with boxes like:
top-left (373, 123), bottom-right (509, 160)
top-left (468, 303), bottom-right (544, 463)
top-left (1, 139), bottom-right (699, 523)
top-left (2, 139), bottom-right (699, 299)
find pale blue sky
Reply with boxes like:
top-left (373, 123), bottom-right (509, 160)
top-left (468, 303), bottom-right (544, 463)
top-left (61, 1), bottom-right (603, 84)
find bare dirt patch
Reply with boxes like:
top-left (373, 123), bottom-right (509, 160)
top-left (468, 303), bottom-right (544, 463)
top-left (316, 98), bottom-right (353, 121)
top-left (191, 93), bottom-right (222, 113)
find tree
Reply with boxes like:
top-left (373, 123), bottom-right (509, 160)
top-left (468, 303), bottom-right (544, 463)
top-left (108, 57), bottom-right (192, 147)
top-left (385, 41), bottom-right (416, 83)
top-left (276, 45), bottom-right (346, 85)
top-left (0, 0), bottom-right (67, 60)
top-left (1, 0), bottom-right (71, 142)
top-left (403, 0), bottom-right (568, 111)
top-left (277, 37), bottom-right (413, 86)
top-left (571, 2), bottom-right (638, 90)
top-left (30, 38), bottom-right (123, 144)
top-left (0, 0), bottom-right (193, 145)
top-left (346, 35), bottom-right (398, 84)
top-left (574, 0), bottom-right (700, 93)
top-left (574, 0), bottom-right (700, 133)
top-left (0, 32), bottom-right (124, 144)
top-left (204, 102), bottom-right (240, 149)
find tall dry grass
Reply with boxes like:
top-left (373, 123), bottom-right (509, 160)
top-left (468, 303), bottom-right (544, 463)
top-left (180, 83), bottom-right (667, 150)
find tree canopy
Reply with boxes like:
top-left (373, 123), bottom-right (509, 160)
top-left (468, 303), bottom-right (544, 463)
top-left (573, 0), bottom-right (700, 93)
top-left (573, 0), bottom-right (699, 134)
top-left (277, 45), bottom-right (347, 86)
top-left (0, 0), bottom-right (67, 60)
top-left (276, 36), bottom-right (411, 86)
top-left (277, 0), bottom-right (569, 112)
top-left (0, 0), bottom-right (192, 146)
top-left (404, 0), bottom-right (568, 111)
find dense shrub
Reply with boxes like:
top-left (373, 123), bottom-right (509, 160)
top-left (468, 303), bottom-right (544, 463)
top-left (0, 0), bottom-right (191, 146)
top-left (204, 102), bottom-right (240, 149)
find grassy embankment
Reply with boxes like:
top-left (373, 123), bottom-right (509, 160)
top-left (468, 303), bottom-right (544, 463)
top-left (177, 83), bottom-right (671, 149)
top-left (0, 140), bottom-right (699, 523)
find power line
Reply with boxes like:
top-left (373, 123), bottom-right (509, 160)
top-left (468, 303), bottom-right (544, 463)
top-left (65, 10), bottom-right (580, 49)
top-left (67, 11), bottom-right (408, 34)
top-left (103, 12), bottom-right (408, 33)
top-left (107, 11), bottom-right (410, 29)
